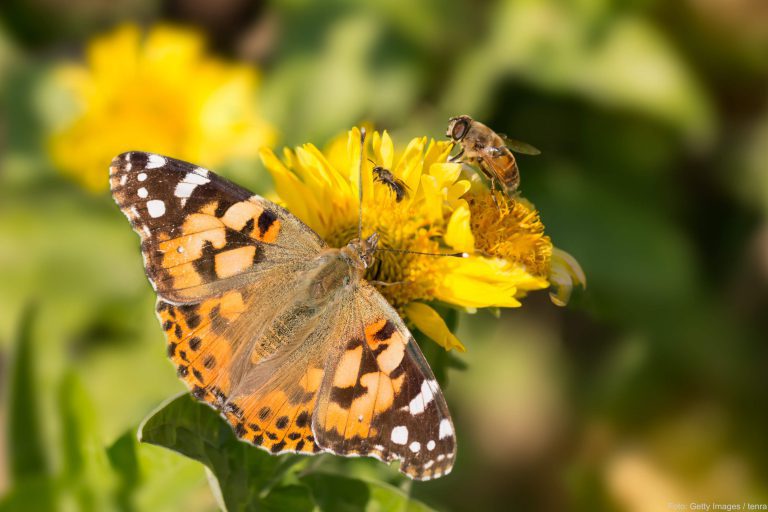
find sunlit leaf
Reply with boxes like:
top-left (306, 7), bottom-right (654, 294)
top-left (138, 393), bottom-right (313, 512)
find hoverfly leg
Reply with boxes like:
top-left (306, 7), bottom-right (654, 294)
top-left (489, 178), bottom-right (503, 212)
top-left (449, 148), bottom-right (465, 162)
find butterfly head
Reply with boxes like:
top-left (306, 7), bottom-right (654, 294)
top-left (342, 232), bottom-right (379, 270)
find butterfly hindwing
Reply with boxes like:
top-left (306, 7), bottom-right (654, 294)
top-left (110, 151), bottom-right (324, 302)
top-left (314, 284), bottom-right (456, 480)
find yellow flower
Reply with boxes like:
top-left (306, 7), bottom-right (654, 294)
top-left (49, 24), bottom-right (275, 192)
top-left (260, 127), bottom-right (580, 351)
top-left (467, 193), bottom-right (586, 306)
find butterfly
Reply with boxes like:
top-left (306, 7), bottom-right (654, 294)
top-left (109, 148), bottom-right (456, 480)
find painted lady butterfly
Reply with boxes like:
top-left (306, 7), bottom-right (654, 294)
top-left (109, 148), bottom-right (456, 480)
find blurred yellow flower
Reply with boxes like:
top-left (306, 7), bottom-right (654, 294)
top-left (49, 24), bottom-right (275, 192)
top-left (260, 127), bottom-right (579, 351)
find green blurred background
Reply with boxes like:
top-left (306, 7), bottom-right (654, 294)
top-left (2, 0), bottom-right (768, 510)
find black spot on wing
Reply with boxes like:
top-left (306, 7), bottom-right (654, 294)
top-left (257, 209), bottom-right (278, 237)
top-left (296, 411), bottom-right (310, 428)
top-left (374, 320), bottom-right (396, 341)
top-left (192, 241), bottom-right (217, 282)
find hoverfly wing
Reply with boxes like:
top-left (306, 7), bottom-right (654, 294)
top-left (499, 135), bottom-right (541, 156)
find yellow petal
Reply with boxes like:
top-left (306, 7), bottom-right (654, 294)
top-left (423, 139), bottom-right (454, 169)
top-left (429, 162), bottom-right (462, 190)
top-left (548, 247), bottom-right (587, 306)
top-left (259, 148), bottom-right (318, 230)
top-left (396, 136), bottom-right (427, 194)
top-left (444, 203), bottom-right (475, 253)
top-left (433, 257), bottom-right (548, 308)
top-left (405, 302), bottom-right (466, 352)
top-left (447, 180), bottom-right (472, 208)
top-left (373, 130), bottom-right (394, 170)
top-left (419, 174), bottom-right (442, 223)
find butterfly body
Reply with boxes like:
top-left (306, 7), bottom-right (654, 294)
top-left (110, 151), bottom-right (456, 480)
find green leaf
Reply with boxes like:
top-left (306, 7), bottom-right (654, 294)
top-left (300, 472), bottom-right (437, 512)
top-left (107, 431), bottom-right (141, 512)
top-left (6, 304), bottom-right (48, 481)
top-left (139, 393), bottom-right (313, 512)
top-left (0, 477), bottom-right (57, 512)
top-left (57, 372), bottom-right (117, 512)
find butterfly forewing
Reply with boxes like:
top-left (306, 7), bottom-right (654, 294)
top-left (109, 151), bottom-right (324, 302)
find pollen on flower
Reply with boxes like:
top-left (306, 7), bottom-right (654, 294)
top-left (467, 193), bottom-right (553, 278)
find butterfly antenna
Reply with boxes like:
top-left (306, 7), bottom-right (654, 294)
top-left (358, 128), bottom-right (366, 242)
top-left (375, 247), bottom-right (468, 258)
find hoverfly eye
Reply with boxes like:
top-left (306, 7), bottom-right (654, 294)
top-left (452, 120), bottom-right (468, 140)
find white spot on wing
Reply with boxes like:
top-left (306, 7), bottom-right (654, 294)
top-left (174, 172), bottom-right (211, 206)
top-left (409, 441), bottom-right (421, 453)
top-left (174, 182), bottom-right (197, 199)
top-left (146, 200), bottom-right (165, 218)
top-left (185, 172), bottom-right (210, 185)
top-left (424, 460), bottom-right (434, 469)
top-left (119, 174), bottom-right (127, 186)
top-left (137, 172), bottom-right (147, 182)
top-left (439, 419), bottom-right (453, 439)
top-left (427, 440), bottom-right (436, 451)
top-left (137, 187), bottom-right (148, 198)
top-left (146, 154), bottom-right (166, 169)
top-left (391, 426), bottom-right (408, 445)
top-left (409, 380), bottom-right (436, 415)
top-left (195, 166), bottom-right (210, 177)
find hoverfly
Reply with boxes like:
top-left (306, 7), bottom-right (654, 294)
top-left (370, 160), bottom-right (409, 202)
top-left (446, 115), bottom-right (540, 200)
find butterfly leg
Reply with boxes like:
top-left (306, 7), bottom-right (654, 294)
top-left (369, 280), bottom-right (406, 287)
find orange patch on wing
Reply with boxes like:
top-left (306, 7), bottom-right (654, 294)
top-left (323, 402), bottom-right (350, 435)
top-left (221, 201), bottom-right (260, 231)
top-left (158, 300), bottom-right (235, 405)
top-left (200, 201), bottom-right (219, 216)
top-left (159, 228), bottom-right (226, 267)
top-left (219, 291), bottom-right (246, 321)
top-left (333, 346), bottom-right (362, 388)
top-left (183, 213), bottom-right (227, 238)
top-left (169, 262), bottom-right (203, 290)
top-left (214, 246), bottom-right (256, 278)
top-left (376, 339), bottom-right (405, 374)
top-left (300, 368), bottom-right (324, 393)
top-left (260, 219), bottom-right (280, 243)
top-left (231, 387), bottom-right (319, 453)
